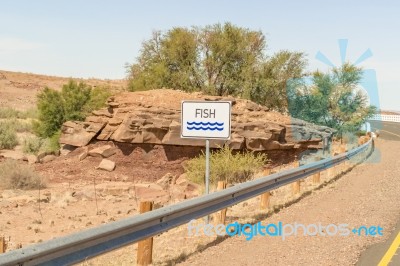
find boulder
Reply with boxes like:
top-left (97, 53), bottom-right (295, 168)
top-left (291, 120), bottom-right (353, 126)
top-left (60, 144), bottom-right (76, 156)
top-left (59, 121), bottom-right (106, 147)
top-left (78, 147), bottom-right (89, 161)
top-left (131, 183), bottom-right (169, 204)
top-left (41, 155), bottom-right (56, 163)
top-left (88, 145), bottom-right (117, 158)
top-left (156, 173), bottom-right (176, 190)
top-left (96, 159), bottom-right (115, 171)
top-left (26, 154), bottom-right (38, 164)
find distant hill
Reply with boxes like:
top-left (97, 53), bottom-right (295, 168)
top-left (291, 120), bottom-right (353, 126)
top-left (380, 110), bottom-right (400, 115)
top-left (0, 70), bottom-right (127, 110)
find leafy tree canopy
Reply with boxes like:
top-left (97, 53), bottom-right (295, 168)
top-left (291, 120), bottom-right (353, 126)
top-left (287, 63), bottom-right (377, 136)
top-left (127, 23), bottom-right (307, 112)
top-left (34, 80), bottom-right (111, 138)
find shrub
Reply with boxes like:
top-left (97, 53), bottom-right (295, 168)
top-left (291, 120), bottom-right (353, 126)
top-left (35, 81), bottom-right (111, 138)
top-left (12, 119), bottom-right (33, 133)
top-left (0, 107), bottom-right (21, 119)
top-left (23, 108), bottom-right (39, 119)
top-left (355, 130), bottom-right (367, 137)
top-left (82, 86), bottom-right (112, 116)
top-left (184, 146), bottom-right (267, 186)
top-left (0, 107), bottom-right (38, 119)
top-left (61, 80), bottom-right (92, 121)
top-left (0, 160), bottom-right (45, 190)
top-left (0, 121), bottom-right (18, 149)
top-left (44, 131), bottom-right (61, 153)
top-left (34, 87), bottom-right (65, 137)
top-left (22, 132), bottom-right (60, 155)
top-left (22, 136), bottom-right (44, 154)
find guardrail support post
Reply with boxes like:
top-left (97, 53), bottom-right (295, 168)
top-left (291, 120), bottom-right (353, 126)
top-left (260, 169), bottom-right (271, 210)
top-left (340, 144), bottom-right (347, 172)
top-left (215, 181), bottom-right (227, 224)
top-left (312, 172), bottom-right (321, 184)
top-left (292, 161), bottom-right (300, 195)
top-left (0, 236), bottom-right (6, 253)
top-left (137, 201), bottom-right (154, 266)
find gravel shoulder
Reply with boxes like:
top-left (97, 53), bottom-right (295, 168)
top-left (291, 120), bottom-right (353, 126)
top-left (179, 139), bottom-right (400, 266)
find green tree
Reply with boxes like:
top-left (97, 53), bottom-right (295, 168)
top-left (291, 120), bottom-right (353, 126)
top-left (128, 28), bottom-right (200, 91)
top-left (127, 23), bottom-right (305, 106)
top-left (288, 63), bottom-right (377, 137)
top-left (200, 23), bottom-right (265, 96)
top-left (34, 81), bottom-right (111, 138)
top-left (128, 23), bottom-right (305, 98)
top-left (34, 87), bottom-right (65, 137)
top-left (61, 81), bottom-right (91, 121)
top-left (250, 50), bottom-right (308, 112)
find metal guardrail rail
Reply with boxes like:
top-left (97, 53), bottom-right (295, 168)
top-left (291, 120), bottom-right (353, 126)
top-left (0, 139), bottom-right (374, 266)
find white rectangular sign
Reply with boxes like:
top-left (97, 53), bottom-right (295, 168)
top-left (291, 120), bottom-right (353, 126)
top-left (181, 101), bottom-right (231, 139)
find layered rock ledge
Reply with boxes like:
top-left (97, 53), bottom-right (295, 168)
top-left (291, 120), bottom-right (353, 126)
top-left (60, 89), bottom-right (334, 151)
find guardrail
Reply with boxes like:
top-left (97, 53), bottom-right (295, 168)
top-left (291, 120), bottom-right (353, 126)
top-left (369, 114), bottom-right (400, 123)
top-left (0, 139), bottom-right (374, 266)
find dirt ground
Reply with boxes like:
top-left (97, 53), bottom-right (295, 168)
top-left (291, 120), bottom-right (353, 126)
top-left (0, 139), bottom-right (359, 265)
top-left (0, 70), bottom-right (126, 110)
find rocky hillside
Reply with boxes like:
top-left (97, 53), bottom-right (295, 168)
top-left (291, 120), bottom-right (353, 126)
top-left (60, 89), bottom-right (334, 152)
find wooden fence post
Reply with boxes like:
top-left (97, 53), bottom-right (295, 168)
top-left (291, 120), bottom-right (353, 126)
top-left (292, 161), bottom-right (300, 195)
top-left (137, 201), bottom-right (154, 266)
top-left (340, 144), bottom-right (348, 172)
top-left (312, 172), bottom-right (321, 184)
top-left (260, 169), bottom-right (271, 210)
top-left (331, 147), bottom-right (337, 177)
top-left (215, 181), bottom-right (227, 224)
top-left (0, 237), bottom-right (6, 253)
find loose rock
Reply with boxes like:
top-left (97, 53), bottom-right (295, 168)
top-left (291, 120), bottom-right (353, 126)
top-left (96, 159), bottom-right (116, 172)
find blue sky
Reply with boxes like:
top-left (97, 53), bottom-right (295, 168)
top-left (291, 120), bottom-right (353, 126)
top-left (1, 0), bottom-right (399, 110)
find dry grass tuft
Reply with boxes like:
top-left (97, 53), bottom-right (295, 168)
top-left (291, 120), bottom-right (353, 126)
top-left (0, 160), bottom-right (46, 190)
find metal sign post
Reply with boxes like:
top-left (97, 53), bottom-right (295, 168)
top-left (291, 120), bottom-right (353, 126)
top-left (205, 139), bottom-right (210, 223)
top-left (181, 101), bottom-right (231, 223)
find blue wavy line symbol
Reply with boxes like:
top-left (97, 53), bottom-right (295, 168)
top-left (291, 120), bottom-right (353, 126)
top-left (187, 121), bottom-right (224, 126)
top-left (186, 121), bottom-right (224, 131)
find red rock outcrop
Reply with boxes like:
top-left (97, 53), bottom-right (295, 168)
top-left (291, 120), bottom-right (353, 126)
top-left (60, 89), bottom-right (334, 151)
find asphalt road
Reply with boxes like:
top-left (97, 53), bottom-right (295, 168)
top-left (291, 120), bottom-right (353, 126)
top-left (357, 219), bottom-right (400, 266)
top-left (370, 121), bottom-right (400, 141)
top-left (357, 121), bottom-right (400, 266)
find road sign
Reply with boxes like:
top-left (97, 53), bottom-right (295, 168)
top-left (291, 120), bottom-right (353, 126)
top-left (181, 101), bottom-right (231, 139)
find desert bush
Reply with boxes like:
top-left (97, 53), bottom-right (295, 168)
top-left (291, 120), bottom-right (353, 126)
top-left (22, 136), bottom-right (44, 154)
top-left (43, 131), bottom-right (61, 153)
top-left (0, 160), bottom-right (45, 190)
top-left (11, 119), bottom-right (33, 133)
top-left (0, 121), bottom-right (18, 149)
top-left (0, 107), bottom-right (21, 119)
top-left (34, 81), bottom-right (111, 138)
top-left (0, 107), bottom-right (38, 119)
top-left (22, 131), bottom-right (60, 155)
top-left (82, 86), bottom-right (112, 116)
top-left (355, 130), bottom-right (367, 137)
top-left (184, 146), bottom-right (267, 186)
top-left (34, 87), bottom-right (65, 137)
top-left (23, 108), bottom-right (39, 119)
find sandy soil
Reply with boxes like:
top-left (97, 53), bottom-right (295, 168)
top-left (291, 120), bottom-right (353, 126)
top-left (0, 70), bottom-right (126, 110)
